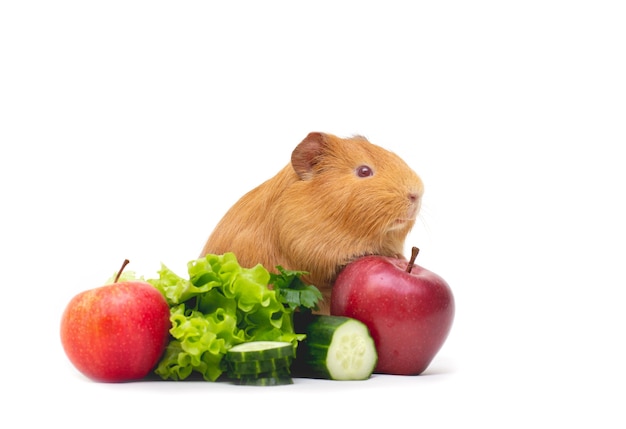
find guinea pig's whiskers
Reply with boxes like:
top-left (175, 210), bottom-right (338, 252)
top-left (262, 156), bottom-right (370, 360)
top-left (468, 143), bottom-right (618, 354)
top-left (413, 203), bottom-right (434, 243)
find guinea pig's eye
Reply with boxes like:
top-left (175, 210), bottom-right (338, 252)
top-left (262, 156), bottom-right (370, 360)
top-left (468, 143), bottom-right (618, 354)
top-left (355, 165), bottom-right (374, 178)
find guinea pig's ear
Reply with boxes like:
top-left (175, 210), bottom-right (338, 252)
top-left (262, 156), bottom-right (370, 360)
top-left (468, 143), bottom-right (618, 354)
top-left (291, 132), bottom-right (328, 180)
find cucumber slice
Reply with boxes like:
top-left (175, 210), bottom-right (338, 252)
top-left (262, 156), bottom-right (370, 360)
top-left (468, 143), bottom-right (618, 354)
top-left (235, 374), bottom-right (294, 386)
top-left (228, 356), bottom-right (293, 375)
top-left (228, 367), bottom-right (291, 379)
top-left (226, 341), bottom-right (294, 362)
top-left (231, 368), bottom-right (294, 386)
top-left (294, 315), bottom-right (377, 381)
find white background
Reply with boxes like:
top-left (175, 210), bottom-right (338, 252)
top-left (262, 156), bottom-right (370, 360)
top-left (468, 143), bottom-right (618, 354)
top-left (2, 1), bottom-right (625, 428)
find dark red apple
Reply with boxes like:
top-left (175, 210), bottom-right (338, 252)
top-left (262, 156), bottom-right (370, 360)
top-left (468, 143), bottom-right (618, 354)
top-left (60, 260), bottom-right (171, 382)
top-left (331, 247), bottom-right (454, 375)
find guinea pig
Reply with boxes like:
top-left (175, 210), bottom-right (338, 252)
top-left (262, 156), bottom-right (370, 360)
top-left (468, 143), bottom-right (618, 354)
top-left (200, 131), bottom-right (424, 314)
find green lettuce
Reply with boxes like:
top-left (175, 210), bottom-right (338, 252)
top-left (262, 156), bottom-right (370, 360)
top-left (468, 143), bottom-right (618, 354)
top-left (148, 253), bottom-right (312, 381)
top-left (271, 265), bottom-right (323, 311)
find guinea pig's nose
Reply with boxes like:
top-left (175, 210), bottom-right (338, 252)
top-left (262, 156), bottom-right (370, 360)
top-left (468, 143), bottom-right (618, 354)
top-left (408, 193), bottom-right (420, 203)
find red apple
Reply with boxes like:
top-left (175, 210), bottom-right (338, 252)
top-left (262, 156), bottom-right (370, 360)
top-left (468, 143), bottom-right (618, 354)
top-left (331, 247), bottom-right (454, 375)
top-left (60, 260), bottom-right (171, 382)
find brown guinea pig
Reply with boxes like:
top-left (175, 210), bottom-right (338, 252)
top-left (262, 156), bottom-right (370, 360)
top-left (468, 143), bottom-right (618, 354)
top-left (200, 131), bottom-right (424, 314)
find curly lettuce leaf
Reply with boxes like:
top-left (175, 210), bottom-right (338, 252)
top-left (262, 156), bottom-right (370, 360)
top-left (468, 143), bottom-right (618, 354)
top-left (149, 263), bottom-right (218, 306)
top-left (149, 253), bottom-right (307, 382)
top-left (154, 303), bottom-right (245, 381)
top-left (104, 270), bottom-right (143, 284)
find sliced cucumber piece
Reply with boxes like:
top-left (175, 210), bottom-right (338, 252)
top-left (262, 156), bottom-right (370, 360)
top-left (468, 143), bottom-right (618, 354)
top-left (226, 341), bottom-right (294, 362)
top-left (294, 315), bottom-right (377, 381)
top-left (232, 369), bottom-right (294, 386)
top-left (235, 375), bottom-right (294, 386)
top-left (228, 356), bottom-right (293, 376)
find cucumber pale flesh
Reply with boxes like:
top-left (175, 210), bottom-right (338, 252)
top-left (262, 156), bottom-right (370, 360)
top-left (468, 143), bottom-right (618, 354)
top-left (226, 341), bottom-right (294, 362)
top-left (295, 315), bottom-right (377, 381)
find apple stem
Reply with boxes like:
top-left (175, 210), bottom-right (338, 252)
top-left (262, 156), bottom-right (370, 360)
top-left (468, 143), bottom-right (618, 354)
top-left (114, 259), bottom-right (130, 283)
top-left (406, 247), bottom-right (419, 273)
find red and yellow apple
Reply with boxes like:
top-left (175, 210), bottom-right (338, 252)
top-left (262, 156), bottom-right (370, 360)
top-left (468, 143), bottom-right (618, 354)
top-left (60, 260), bottom-right (171, 382)
top-left (331, 248), bottom-right (454, 375)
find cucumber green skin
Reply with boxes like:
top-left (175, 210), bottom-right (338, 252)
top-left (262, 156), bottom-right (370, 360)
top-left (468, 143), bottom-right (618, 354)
top-left (227, 366), bottom-right (291, 380)
top-left (235, 376), bottom-right (294, 386)
top-left (292, 314), bottom-right (359, 380)
top-left (226, 356), bottom-right (293, 375)
top-left (230, 369), bottom-right (293, 386)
